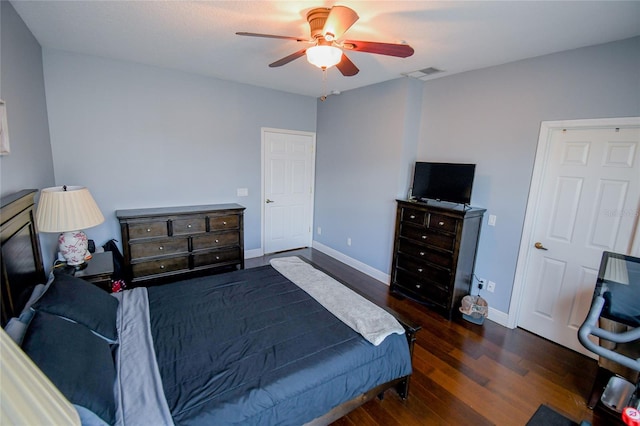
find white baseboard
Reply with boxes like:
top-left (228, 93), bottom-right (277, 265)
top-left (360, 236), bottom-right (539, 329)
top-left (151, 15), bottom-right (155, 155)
top-left (311, 241), bottom-right (390, 285)
top-left (244, 248), bottom-right (263, 259)
top-left (244, 242), bottom-right (390, 284)
top-left (487, 307), bottom-right (510, 328)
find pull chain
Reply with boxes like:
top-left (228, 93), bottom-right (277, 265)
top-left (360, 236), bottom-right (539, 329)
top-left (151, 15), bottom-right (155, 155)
top-left (320, 68), bottom-right (328, 101)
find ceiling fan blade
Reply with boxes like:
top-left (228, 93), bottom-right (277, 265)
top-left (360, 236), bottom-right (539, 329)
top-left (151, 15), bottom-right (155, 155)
top-left (236, 32), bottom-right (308, 42)
top-left (336, 54), bottom-right (359, 77)
top-left (322, 6), bottom-right (359, 40)
top-left (269, 49), bottom-right (307, 68)
top-left (342, 40), bottom-right (414, 58)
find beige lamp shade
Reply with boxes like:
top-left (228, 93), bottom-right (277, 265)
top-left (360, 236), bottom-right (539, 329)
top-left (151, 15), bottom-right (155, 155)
top-left (36, 186), bottom-right (105, 266)
top-left (36, 186), bottom-right (104, 233)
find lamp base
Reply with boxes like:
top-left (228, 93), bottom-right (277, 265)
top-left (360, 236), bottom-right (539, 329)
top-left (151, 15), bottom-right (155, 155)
top-left (71, 261), bottom-right (88, 271)
top-left (58, 231), bottom-right (89, 267)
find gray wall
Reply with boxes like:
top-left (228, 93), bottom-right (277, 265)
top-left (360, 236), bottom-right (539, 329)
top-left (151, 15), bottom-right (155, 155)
top-left (418, 36), bottom-right (640, 313)
top-left (0, 1), bottom-right (54, 197)
top-left (313, 37), bottom-right (639, 315)
top-left (314, 78), bottom-right (423, 272)
top-left (41, 49), bottom-right (317, 254)
top-left (3, 2), bottom-right (638, 318)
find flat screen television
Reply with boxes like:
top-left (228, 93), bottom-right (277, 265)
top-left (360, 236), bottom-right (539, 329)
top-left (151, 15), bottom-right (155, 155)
top-left (411, 162), bottom-right (476, 205)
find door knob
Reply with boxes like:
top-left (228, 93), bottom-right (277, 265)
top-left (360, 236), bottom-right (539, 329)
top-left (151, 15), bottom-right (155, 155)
top-left (534, 242), bottom-right (548, 250)
top-left (266, 199), bottom-right (275, 203)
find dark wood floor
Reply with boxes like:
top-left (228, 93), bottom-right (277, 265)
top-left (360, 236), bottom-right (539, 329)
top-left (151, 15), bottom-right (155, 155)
top-left (247, 248), bottom-right (624, 426)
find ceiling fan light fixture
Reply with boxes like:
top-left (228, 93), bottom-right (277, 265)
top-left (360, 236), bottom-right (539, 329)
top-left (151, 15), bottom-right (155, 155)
top-left (306, 45), bottom-right (342, 69)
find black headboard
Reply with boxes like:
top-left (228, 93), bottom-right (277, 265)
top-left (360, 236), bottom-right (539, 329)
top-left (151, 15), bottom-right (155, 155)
top-left (1, 189), bottom-right (46, 325)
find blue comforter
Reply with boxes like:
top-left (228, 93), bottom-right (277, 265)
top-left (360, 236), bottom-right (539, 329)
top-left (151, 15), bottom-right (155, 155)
top-left (145, 265), bottom-right (412, 425)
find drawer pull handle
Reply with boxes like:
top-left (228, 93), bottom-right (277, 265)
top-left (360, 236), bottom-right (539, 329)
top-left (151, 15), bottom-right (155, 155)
top-left (160, 265), bottom-right (165, 269)
top-left (417, 268), bottom-right (423, 273)
top-left (416, 284), bottom-right (421, 289)
top-left (223, 221), bottom-right (227, 225)
top-left (215, 239), bottom-right (219, 243)
top-left (187, 224), bottom-right (192, 228)
top-left (419, 252), bottom-right (425, 256)
top-left (438, 221), bottom-right (444, 226)
top-left (146, 228), bottom-right (151, 232)
top-left (410, 215), bottom-right (415, 219)
top-left (216, 256), bottom-right (220, 260)
top-left (421, 235), bottom-right (427, 239)
top-left (159, 246), bottom-right (163, 250)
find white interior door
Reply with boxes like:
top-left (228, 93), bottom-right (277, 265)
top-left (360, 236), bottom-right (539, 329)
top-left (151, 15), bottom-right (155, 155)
top-left (262, 128), bottom-right (315, 254)
top-left (516, 120), bottom-right (640, 357)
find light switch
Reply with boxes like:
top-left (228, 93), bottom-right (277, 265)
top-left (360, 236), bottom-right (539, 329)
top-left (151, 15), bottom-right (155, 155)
top-left (237, 188), bottom-right (248, 197)
top-left (488, 214), bottom-right (497, 226)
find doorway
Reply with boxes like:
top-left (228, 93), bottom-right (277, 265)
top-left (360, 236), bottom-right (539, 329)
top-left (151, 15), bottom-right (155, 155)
top-left (510, 117), bottom-right (640, 356)
top-left (261, 128), bottom-right (316, 254)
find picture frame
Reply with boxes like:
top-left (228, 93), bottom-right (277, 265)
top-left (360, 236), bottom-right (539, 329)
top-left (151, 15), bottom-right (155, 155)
top-left (0, 100), bottom-right (10, 156)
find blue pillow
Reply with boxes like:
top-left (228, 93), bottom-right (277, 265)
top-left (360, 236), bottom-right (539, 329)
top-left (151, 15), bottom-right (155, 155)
top-left (4, 318), bottom-right (27, 345)
top-left (31, 272), bottom-right (119, 342)
top-left (4, 281), bottom-right (53, 345)
top-left (21, 311), bottom-right (116, 424)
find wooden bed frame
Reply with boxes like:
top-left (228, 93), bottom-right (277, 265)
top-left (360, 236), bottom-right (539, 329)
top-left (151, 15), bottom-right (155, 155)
top-left (1, 189), bottom-right (420, 425)
top-left (0, 189), bottom-right (46, 326)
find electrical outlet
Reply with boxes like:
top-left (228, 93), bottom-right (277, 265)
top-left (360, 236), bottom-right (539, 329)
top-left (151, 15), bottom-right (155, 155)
top-left (487, 281), bottom-right (496, 293)
top-left (347, 237), bottom-right (352, 246)
top-left (317, 227), bottom-right (322, 235)
top-left (479, 278), bottom-right (487, 289)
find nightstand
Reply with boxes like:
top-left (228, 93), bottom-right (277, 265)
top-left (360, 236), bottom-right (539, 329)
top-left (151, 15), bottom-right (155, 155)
top-left (70, 251), bottom-right (114, 292)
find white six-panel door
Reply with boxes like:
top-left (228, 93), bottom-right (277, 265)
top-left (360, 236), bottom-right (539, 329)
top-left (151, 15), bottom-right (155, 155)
top-left (517, 121), bottom-right (640, 357)
top-left (262, 128), bottom-right (315, 254)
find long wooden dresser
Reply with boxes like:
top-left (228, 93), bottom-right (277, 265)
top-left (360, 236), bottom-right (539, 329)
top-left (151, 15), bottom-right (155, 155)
top-left (390, 199), bottom-right (485, 319)
top-left (116, 203), bottom-right (245, 286)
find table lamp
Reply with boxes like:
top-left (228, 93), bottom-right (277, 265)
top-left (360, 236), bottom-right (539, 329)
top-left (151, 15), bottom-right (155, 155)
top-left (36, 185), bottom-right (105, 269)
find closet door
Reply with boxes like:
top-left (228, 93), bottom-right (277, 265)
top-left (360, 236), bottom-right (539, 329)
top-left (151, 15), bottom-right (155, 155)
top-left (516, 121), bottom-right (640, 357)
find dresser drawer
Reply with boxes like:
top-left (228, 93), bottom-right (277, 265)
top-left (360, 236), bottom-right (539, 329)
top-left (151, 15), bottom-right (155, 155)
top-left (129, 238), bottom-right (189, 260)
top-left (128, 221), bottom-right (168, 239)
top-left (131, 256), bottom-right (189, 278)
top-left (117, 203), bottom-right (245, 285)
top-left (192, 248), bottom-right (240, 268)
top-left (402, 208), bottom-right (427, 225)
top-left (397, 255), bottom-right (452, 288)
top-left (192, 231), bottom-right (239, 251)
top-left (394, 270), bottom-right (450, 308)
top-left (401, 226), bottom-right (456, 251)
top-left (172, 216), bottom-right (206, 235)
top-left (209, 214), bottom-right (239, 231)
top-left (398, 239), bottom-right (453, 269)
top-left (428, 213), bottom-right (458, 233)
top-left (392, 200), bottom-right (485, 319)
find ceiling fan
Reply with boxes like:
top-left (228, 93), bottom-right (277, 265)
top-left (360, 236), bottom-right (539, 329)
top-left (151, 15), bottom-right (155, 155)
top-left (236, 5), bottom-right (414, 77)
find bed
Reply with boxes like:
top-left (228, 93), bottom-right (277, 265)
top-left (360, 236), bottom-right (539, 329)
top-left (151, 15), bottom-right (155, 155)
top-left (1, 189), bottom-right (419, 425)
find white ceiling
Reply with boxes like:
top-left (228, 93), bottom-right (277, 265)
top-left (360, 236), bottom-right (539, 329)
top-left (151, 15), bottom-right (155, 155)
top-left (10, 1), bottom-right (640, 98)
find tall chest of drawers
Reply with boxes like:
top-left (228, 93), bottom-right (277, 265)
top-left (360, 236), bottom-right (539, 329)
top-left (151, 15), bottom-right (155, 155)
top-left (390, 200), bottom-right (485, 319)
top-left (116, 203), bottom-right (245, 286)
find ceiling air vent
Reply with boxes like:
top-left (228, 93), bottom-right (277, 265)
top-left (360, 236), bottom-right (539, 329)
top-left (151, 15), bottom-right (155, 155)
top-left (403, 67), bottom-right (444, 80)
